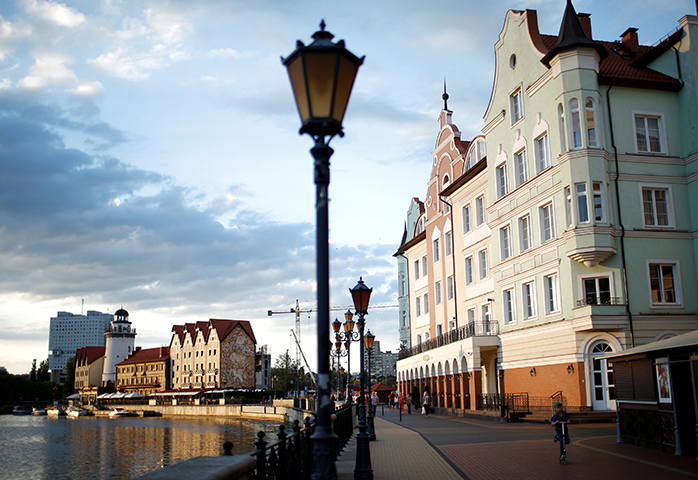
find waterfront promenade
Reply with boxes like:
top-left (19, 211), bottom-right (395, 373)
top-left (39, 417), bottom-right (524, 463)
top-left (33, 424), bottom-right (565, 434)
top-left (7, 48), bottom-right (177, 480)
top-left (337, 409), bottom-right (698, 480)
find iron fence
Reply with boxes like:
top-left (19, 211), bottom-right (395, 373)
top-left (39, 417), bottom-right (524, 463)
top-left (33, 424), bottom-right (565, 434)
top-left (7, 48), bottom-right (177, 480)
top-left (479, 393), bottom-right (529, 413)
top-left (399, 321), bottom-right (499, 360)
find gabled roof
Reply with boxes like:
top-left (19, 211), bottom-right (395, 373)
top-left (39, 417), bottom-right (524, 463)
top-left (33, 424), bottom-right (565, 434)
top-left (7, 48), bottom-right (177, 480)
top-left (75, 346), bottom-right (105, 366)
top-left (118, 346), bottom-right (170, 366)
top-left (370, 382), bottom-right (396, 392)
top-left (209, 319), bottom-right (257, 344)
top-left (171, 325), bottom-right (185, 346)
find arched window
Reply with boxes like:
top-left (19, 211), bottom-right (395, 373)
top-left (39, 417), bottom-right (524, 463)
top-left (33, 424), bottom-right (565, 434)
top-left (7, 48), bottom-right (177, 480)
top-left (585, 98), bottom-right (598, 147)
top-left (569, 99), bottom-right (582, 148)
top-left (558, 104), bottom-right (566, 154)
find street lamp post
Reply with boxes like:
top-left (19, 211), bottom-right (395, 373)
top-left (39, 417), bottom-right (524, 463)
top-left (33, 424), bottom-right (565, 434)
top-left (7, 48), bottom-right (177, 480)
top-left (350, 277), bottom-right (373, 480)
top-left (339, 366), bottom-right (346, 402)
top-left (364, 330), bottom-right (376, 441)
top-left (283, 20), bottom-right (363, 480)
top-left (334, 311), bottom-right (359, 404)
top-left (330, 335), bottom-right (347, 400)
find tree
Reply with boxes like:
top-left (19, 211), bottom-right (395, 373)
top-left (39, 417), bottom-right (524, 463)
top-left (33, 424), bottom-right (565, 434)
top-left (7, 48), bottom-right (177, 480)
top-left (37, 359), bottom-right (50, 382)
top-left (63, 356), bottom-right (76, 397)
top-left (30, 359), bottom-right (37, 382)
top-left (271, 351), bottom-right (301, 393)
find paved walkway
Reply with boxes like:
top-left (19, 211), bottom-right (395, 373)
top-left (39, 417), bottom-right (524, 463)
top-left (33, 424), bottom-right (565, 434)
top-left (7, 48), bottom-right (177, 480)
top-left (337, 409), bottom-right (698, 479)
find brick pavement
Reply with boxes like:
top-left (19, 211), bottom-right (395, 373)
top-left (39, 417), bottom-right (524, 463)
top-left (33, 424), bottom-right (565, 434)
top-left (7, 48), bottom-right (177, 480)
top-left (336, 409), bottom-right (698, 480)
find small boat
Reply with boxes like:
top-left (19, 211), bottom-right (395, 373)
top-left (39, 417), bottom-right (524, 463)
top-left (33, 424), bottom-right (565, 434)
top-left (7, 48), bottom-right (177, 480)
top-left (109, 408), bottom-right (138, 418)
top-left (32, 407), bottom-right (47, 415)
top-left (66, 406), bottom-right (88, 417)
top-left (13, 405), bottom-right (32, 415)
top-left (46, 407), bottom-right (65, 416)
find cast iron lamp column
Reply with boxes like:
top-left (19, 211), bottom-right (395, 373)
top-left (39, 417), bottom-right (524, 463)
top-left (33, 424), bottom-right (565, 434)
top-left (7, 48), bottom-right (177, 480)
top-left (364, 330), bottom-right (376, 441)
top-left (330, 336), bottom-right (347, 400)
top-left (350, 277), bottom-right (373, 480)
top-left (339, 366), bottom-right (346, 401)
top-left (333, 311), bottom-right (359, 403)
top-left (283, 20), bottom-right (363, 480)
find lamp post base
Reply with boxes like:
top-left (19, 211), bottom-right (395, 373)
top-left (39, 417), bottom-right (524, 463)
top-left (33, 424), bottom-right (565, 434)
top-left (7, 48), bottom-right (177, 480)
top-left (354, 405), bottom-right (373, 479)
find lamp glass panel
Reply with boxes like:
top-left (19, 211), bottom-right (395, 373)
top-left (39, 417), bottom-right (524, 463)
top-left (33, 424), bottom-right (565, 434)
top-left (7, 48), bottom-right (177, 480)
top-left (344, 319), bottom-right (355, 333)
top-left (304, 52), bottom-right (338, 119)
top-left (285, 56), bottom-right (310, 124)
top-left (331, 56), bottom-right (359, 123)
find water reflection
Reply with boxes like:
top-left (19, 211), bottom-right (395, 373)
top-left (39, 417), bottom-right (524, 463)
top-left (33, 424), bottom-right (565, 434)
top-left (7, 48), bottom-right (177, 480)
top-left (0, 414), bottom-right (283, 480)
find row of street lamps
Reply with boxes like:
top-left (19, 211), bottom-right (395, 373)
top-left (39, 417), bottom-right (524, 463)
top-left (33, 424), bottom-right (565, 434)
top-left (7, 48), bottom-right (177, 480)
top-left (282, 19), bottom-right (372, 480)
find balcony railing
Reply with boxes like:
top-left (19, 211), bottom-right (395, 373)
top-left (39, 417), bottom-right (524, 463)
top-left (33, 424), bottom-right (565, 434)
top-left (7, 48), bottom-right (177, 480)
top-left (399, 321), bottom-right (499, 360)
top-left (575, 296), bottom-right (625, 307)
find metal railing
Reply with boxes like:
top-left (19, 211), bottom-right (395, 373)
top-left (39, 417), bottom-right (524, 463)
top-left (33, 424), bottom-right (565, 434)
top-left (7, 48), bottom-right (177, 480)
top-left (575, 296), bottom-right (625, 307)
top-left (479, 393), bottom-right (529, 414)
top-left (249, 403), bottom-right (354, 480)
top-left (399, 321), bottom-right (499, 360)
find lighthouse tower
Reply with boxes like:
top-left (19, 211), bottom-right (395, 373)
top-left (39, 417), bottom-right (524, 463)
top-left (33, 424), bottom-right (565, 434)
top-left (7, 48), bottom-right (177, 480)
top-left (102, 308), bottom-right (136, 386)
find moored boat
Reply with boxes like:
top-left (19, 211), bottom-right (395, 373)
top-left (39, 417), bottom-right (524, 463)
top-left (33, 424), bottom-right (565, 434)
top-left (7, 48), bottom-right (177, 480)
top-left (32, 407), bottom-right (47, 415)
top-left (109, 408), bottom-right (138, 418)
top-left (46, 406), bottom-right (65, 416)
top-left (12, 405), bottom-right (32, 415)
top-left (66, 406), bottom-right (88, 417)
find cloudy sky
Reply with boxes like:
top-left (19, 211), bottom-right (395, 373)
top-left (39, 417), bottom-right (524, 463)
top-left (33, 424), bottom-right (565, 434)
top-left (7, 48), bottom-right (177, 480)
top-left (0, 0), bottom-right (692, 375)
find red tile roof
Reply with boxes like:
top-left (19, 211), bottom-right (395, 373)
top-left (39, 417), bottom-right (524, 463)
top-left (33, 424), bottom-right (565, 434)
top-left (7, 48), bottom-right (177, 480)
top-left (75, 346), bottom-right (105, 366)
top-left (209, 319), bottom-right (257, 344)
top-left (118, 346), bottom-right (170, 365)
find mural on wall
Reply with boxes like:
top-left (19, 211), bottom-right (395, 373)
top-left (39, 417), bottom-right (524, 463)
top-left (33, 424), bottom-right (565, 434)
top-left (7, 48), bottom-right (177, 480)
top-left (656, 358), bottom-right (671, 402)
top-left (221, 325), bottom-right (255, 389)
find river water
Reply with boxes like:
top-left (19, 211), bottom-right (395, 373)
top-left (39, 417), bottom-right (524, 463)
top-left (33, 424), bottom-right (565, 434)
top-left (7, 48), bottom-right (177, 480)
top-left (0, 414), bottom-right (284, 480)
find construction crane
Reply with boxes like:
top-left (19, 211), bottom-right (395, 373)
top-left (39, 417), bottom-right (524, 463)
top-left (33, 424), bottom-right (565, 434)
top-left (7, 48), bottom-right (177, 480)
top-left (291, 329), bottom-right (317, 388)
top-left (268, 300), bottom-right (399, 372)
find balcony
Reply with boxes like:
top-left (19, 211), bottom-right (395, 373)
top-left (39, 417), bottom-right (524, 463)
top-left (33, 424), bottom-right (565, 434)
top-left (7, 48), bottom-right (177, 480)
top-left (399, 321), bottom-right (499, 360)
top-left (575, 296), bottom-right (625, 308)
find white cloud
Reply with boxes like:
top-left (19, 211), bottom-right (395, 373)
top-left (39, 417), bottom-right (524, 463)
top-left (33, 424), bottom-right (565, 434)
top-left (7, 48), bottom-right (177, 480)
top-left (21, 0), bottom-right (86, 28)
top-left (18, 51), bottom-right (103, 96)
top-left (0, 78), bottom-right (11, 89)
top-left (208, 47), bottom-right (259, 60)
top-left (68, 79), bottom-right (104, 96)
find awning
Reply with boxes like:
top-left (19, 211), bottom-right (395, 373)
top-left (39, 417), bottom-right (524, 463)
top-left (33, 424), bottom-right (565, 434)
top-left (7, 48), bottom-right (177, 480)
top-left (603, 330), bottom-right (698, 360)
top-left (152, 390), bottom-right (202, 396)
top-left (66, 393), bottom-right (80, 400)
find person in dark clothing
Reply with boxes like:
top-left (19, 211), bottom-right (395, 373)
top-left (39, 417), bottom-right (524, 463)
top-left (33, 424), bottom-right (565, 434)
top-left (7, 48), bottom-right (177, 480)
top-left (551, 401), bottom-right (570, 459)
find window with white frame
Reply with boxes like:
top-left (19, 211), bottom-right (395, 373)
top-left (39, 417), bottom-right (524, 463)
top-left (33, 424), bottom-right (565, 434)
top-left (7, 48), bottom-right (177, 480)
top-left (641, 186), bottom-right (672, 227)
top-left (593, 182), bottom-right (605, 222)
top-left (569, 98), bottom-right (582, 148)
top-left (535, 133), bottom-right (550, 172)
top-left (500, 225), bottom-right (512, 261)
top-left (510, 88), bottom-right (523, 123)
top-left (437, 324), bottom-right (443, 337)
top-left (503, 288), bottom-right (515, 324)
top-left (417, 217), bottom-right (425, 234)
top-left (445, 232), bottom-right (452, 256)
top-left (540, 203), bottom-right (555, 242)
top-left (416, 297), bottom-right (421, 316)
top-left (425, 332), bottom-right (430, 343)
top-left (634, 114), bottom-right (663, 153)
top-left (564, 186), bottom-right (572, 228)
top-left (515, 149), bottom-right (528, 186)
top-left (414, 260), bottom-right (420, 280)
top-left (476, 196), bottom-right (486, 225)
top-left (435, 281), bottom-right (442, 305)
top-left (467, 308), bottom-right (475, 324)
top-left (463, 204), bottom-right (471, 233)
top-left (479, 249), bottom-right (489, 279)
top-left (422, 256), bottom-right (428, 277)
top-left (433, 239), bottom-right (440, 262)
top-left (447, 275), bottom-right (454, 301)
top-left (519, 215), bottom-right (531, 253)
top-left (424, 294), bottom-right (429, 314)
top-left (417, 334), bottom-right (422, 345)
top-left (401, 311), bottom-right (407, 328)
top-left (558, 104), bottom-right (567, 154)
top-left (586, 98), bottom-right (598, 147)
top-left (482, 304), bottom-right (492, 332)
top-left (496, 163), bottom-right (509, 198)
top-left (576, 183), bottom-right (589, 223)
top-left (583, 276), bottom-right (611, 305)
top-left (544, 273), bottom-right (560, 314)
top-left (465, 257), bottom-right (474, 285)
top-left (649, 263), bottom-right (680, 305)
top-left (449, 320), bottom-right (455, 331)
top-left (522, 281), bottom-right (536, 319)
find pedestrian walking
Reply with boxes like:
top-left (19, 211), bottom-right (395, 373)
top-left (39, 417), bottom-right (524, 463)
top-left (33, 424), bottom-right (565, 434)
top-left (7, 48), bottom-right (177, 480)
top-left (406, 394), bottom-right (412, 414)
top-left (398, 393), bottom-right (405, 413)
top-left (422, 391), bottom-right (430, 417)
top-left (371, 391), bottom-right (379, 415)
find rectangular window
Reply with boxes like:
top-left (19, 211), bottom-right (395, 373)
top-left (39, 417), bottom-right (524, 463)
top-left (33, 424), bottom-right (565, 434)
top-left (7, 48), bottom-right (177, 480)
top-left (424, 294), bottom-right (429, 314)
top-left (479, 249), bottom-right (489, 279)
top-left (519, 215), bottom-right (531, 252)
top-left (445, 232), bottom-right (452, 256)
top-left (564, 187), bottom-right (572, 228)
top-left (586, 98), bottom-right (598, 148)
top-left (649, 263), bottom-right (679, 305)
top-left (417, 334), bottom-right (422, 345)
top-left (642, 187), bottom-right (671, 227)
top-left (535, 134), bottom-right (550, 172)
top-left (467, 308), bottom-right (475, 324)
top-left (522, 281), bottom-right (536, 319)
top-left (416, 297), bottom-right (421, 317)
top-left (463, 205), bottom-right (471, 233)
top-left (496, 163), bottom-right (509, 198)
top-left (576, 183), bottom-right (589, 223)
top-left (482, 304), bottom-right (491, 332)
top-left (593, 182), bottom-right (605, 222)
top-left (437, 324), bottom-right (443, 337)
top-left (515, 149), bottom-right (528, 186)
top-left (435, 281), bottom-right (442, 305)
top-left (503, 289), bottom-right (515, 324)
top-left (583, 277), bottom-right (611, 305)
top-left (465, 257), bottom-right (474, 285)
top-left (433, 239), bottom-right (440, 262)
top-left (510, 88), bottom-right (523, 123)
top-left (635, 115), bottom-right (662, 153)
top-left (570, 99), bottom-right (582, 148)
top-left (540, 203), bottom-right (555, 242)
top-left (500, 225), bottom-right (512, 261)
top-left (414, 260), bottom-right (420, 280)
top-left (544, 274), bottom-right (560, 314)
top-left (422, 256), bottom-right (428, 277)
top-left (447, 276), bottom-right (454, 301)
top-left (476, 196), bottom-right (486, 225)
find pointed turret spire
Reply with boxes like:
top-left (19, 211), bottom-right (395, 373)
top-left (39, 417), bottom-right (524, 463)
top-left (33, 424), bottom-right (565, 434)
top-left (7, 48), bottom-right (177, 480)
top-left (540, 0), bottom-right (608, 67)
top-left (442, 78), bottom-right (449, 111)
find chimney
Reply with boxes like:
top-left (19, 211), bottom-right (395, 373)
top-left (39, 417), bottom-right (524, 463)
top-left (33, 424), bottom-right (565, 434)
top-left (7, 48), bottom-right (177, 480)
top-left (159, 345), bottom-right (163, 357)
top-left (578, 13), bottom-right (592, 39)
top-left (621, 27), bottom-right (640, 53)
